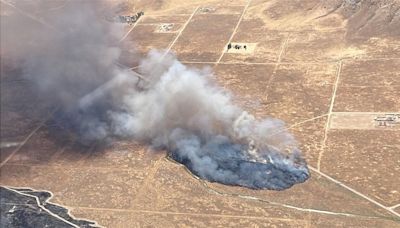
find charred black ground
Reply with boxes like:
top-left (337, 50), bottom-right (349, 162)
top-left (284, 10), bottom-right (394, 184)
top-left (171, 138), bottom-right (310, 190)
top-left (0, 186), bottom-right (100, 228)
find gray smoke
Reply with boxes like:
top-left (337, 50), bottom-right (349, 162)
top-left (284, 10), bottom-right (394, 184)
top-left (1, 0), bottom-right (309, 190)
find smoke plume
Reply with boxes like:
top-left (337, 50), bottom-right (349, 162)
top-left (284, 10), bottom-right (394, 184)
top-left (1, 0), bottom-right (309, 190)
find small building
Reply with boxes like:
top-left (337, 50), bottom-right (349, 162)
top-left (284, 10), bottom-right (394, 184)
top-left (116, 12), bottom-right (144, 25)
top-left (374, 114), bottom-right (400, 127)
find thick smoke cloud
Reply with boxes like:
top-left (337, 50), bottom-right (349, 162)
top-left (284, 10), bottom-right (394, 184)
top-left (1, 1), bottom-right (309, 190)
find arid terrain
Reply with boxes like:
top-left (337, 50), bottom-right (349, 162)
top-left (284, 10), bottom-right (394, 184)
top-left (1, 0), bottom-right (400, 227)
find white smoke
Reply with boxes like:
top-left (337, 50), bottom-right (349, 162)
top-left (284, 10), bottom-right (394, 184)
top-left (1, 0), bottom-right (309, 190)
top-left (115, 50), bottom-right (296, 151)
